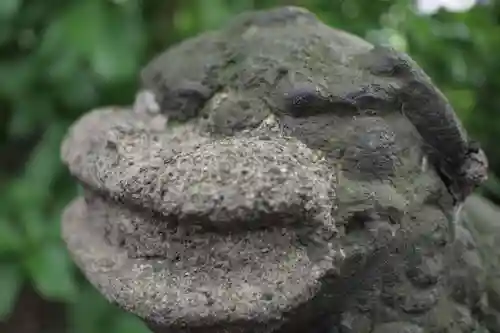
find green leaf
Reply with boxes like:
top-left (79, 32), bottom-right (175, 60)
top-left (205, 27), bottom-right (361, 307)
top-left (8, 94), bottom-right (54, 137)
top-left (56, 69), bottom-right (99, 109)
top-left (90, 36), bottom-right (138, 82)
top-left (88, 9), bottom-right (143, 82)
top-left (47, 0), bottom-right (143, 83)
top-left (18, 208), bottom-right (47, 244)
top-left (0, 59), bottom-right (36, 98)
top-left (23, 122), bottom-right (66, 194)
top-left (0, 218), bottom-right (24, 255)
top-left (109, 313), bottom-right (150, 333)
top-left (0, 264), bottom-right (23, 320)
top-left (0, 0), bottom-right (20, 20)
top-left (69, 284), bottom-right (115, 333)
top-left (25, 242), bottom-right (77, 301)
top-left (197, 0), bottom-right (232, 30)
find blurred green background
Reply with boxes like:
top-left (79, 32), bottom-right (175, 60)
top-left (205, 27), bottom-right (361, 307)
top-left (1, 0), bottom-right (500, 332)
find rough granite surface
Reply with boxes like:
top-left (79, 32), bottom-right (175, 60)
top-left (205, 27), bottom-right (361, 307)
top-left (60, 6), bottom-right (492, 333)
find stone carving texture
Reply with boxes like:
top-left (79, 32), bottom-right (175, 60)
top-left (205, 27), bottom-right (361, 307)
top-left (60, 6), bottom-right (491, 333)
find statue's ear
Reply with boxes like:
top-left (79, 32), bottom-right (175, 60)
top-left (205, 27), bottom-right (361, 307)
top-left (355, 44), bottom-right (487, 202)
top-left (355, 45), bottom-right (414, 78)
top-left (139, 79), bottom-right (214, 122)
top-left (139, 30), bottom-right (226, 123)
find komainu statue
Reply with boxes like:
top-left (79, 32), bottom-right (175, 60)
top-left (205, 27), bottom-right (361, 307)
top-left (60, 6), bottom-right (496, 333)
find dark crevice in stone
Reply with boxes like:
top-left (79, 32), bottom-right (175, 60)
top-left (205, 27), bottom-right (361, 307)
top-left (282, 84), bottom-right (399, 119)
top-left (154, 79), bottom-right (218, 122)
top-left (345, 211), bottom-right (376, 234)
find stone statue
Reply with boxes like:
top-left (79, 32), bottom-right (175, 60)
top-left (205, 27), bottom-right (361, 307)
top-left (60, 6), bottom-right (494, 333)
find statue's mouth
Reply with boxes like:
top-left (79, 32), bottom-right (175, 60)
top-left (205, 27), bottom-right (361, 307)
top-left (61, 106), bottom-right (347, 328)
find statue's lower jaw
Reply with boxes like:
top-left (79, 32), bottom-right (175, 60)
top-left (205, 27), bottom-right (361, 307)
top-left (63, 197), bottom-right (316, 333)
top-left (63, 193), bottom-right (403, 333)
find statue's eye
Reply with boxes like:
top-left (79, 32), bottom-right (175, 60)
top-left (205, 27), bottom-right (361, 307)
top-left (284, 85), bottom-right (330, 117)
top-left (284, 84), bottom-right (361, 117)
top-left (157, 81), bottom-right (213, 122)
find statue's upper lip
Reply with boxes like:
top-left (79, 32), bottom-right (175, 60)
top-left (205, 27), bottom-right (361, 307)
top-left (61, 107), bottom-right (337, 232)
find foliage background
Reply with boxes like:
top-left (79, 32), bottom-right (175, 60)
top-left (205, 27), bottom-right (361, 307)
top-left (1, 0), bottom-right (499, 332)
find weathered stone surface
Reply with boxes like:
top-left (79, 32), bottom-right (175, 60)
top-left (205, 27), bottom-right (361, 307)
top-left (456, 194), bottom-right (500, 333)
top-left (372, 322), bottom-right (423, 333)
top-left (60, 6), bottom-right (490, 333)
